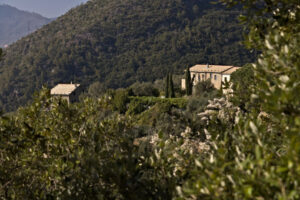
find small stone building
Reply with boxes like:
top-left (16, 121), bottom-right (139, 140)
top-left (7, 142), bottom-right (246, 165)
top-left (50, 83), bottom-right (81, 103)
top-left (182, 64), bottom-right (240, 90)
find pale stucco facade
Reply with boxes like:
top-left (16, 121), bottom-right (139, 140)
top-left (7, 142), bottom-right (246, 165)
top-left (182, 64), bottom-right (240, 90)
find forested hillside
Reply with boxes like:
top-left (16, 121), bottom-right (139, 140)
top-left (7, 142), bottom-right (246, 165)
top-left (0, 5), bottom-right (51, 47)
top-left (0, 0), bottom-right (299, 198)
top-left (0, 0), bottom-right (256, 111)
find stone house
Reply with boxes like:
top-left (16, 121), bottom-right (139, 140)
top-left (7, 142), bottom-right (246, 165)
top-left (50, 83), bottom-right (82, 103)
top-left (182, 64), bottom-right (240, 90)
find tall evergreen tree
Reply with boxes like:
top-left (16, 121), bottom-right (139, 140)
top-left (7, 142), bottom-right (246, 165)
top-left (185, 67), bottom-right (194, 96)
top-left (185, 68), bottom-right (190, 96)
top-left (165, 73), bottom-right (169, 98)
top-left (169, 73), bottom-right (175, 98)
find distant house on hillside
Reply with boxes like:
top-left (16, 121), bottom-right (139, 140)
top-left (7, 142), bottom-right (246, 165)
top-left (182, 64), bottom-right (240, 90)
top-left (50, 83), bottom-right (81, 103)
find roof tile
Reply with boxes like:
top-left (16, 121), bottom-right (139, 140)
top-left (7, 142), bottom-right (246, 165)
top-left (51, 84), bottom-right (80, 95)
top-left (190, 64), bottom-right (240, 74)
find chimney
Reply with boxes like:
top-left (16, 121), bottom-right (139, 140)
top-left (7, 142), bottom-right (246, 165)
top-left (207, 63), bottom-right (210, 69)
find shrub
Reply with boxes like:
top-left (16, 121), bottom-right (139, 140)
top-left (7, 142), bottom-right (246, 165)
top-left (112, 89), bottom-right (130, 113)
top-left (230, 64), bottom-right (256, 112)
top-left (126, 99), bottom-right (148, 115)
top-left (193, 79), bottom-right (216, 96)
top-left (87, 81), bottom-right (107, 97)
top-left (129, 82), bottom-right (160, 97)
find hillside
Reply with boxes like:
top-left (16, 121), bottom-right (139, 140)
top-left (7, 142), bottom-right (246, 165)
top-left (0, 5), bottom-right (52, 47)
top-left (0, 0), bottom-right (257, 111)
top-left (0, 0), bottom-right (299, 198)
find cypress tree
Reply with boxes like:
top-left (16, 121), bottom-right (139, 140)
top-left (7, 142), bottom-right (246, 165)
top-left (185, 67), bottom-right (191, 95)
top-left (165, 73), bottom-right (169, 98)
top-left (190, 74), bottom-right (195, 95)
top-left (169, 73), bottom-right (175, 98)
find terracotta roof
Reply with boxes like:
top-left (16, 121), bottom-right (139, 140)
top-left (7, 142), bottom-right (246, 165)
top-left (222, 67), bottom-right (241, 75)
top-left (51, 84), bottom-right (80, 95)
top-left (189, 64), bottom-right (239, 73)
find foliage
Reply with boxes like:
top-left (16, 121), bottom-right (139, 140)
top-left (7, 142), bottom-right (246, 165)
top-left (0, 0), bottom-right (256, 111)
top-left (186, 90), bottom-right (220, 115)
top-left (153, 79), bottom-right (165, 93)
top-left (112, 89), bottom-right (130, 114)
top-left (130, 82), bottom-right (160, 97)
top-left (156, 75), bottom-right (184, 97)
top-left (169, 73), bottom-right (175, 98)
top-left (174, 0), bottom-right (300, 198)
top-left (185, 67), bottom-right (193, 96)
top-left (87, 81), bottom-right (107, 97)
top-left (127, 96), bottom-right (189, 135)
top-left (165, 73), bottom-right (175, 98)
top-left (1, 0), bottom-right (299, 199)
top-left (128, 96), bottom-right (187, 114)
top-left (165, 74), bottom-right (169, 98)
top-left (0, 89), bottom-right (148, 199)
top-left (230, 64), bottom-right (257, 112)
top-left (185, 79), bottom-right (219, 115)
top-left (0, 88), bottom-right (195, 199)
top-left (193, 79), bottom-right (216, 96)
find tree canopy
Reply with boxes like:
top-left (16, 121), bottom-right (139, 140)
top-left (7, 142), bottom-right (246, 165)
top-left (0, 0), bottom-right (256, 111)
top-left (1, 0), bottom-right (298, 199)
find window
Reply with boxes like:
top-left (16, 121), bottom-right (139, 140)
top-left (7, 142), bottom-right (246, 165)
top-left (198, 74), bottom-right (201, 81)
top-left (214, 75), bottom-right (217, 80)
top-left (202, 74), bottom-right (205, 80)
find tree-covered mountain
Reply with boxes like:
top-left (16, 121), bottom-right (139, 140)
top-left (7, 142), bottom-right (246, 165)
top-left (0, 4), bottom-right (52, 47)
top-left (0, 0), bottom-right (257, 111)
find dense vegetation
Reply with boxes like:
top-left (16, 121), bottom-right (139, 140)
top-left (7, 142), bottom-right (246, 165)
top-left (0, 5), bottom-right (51, 47)
top-left (1, 0), bottom-right (299, 199)
top-left (0, 87), bottom-right (211, 199)
top-left (0, 0), bottom-right (257, 111)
